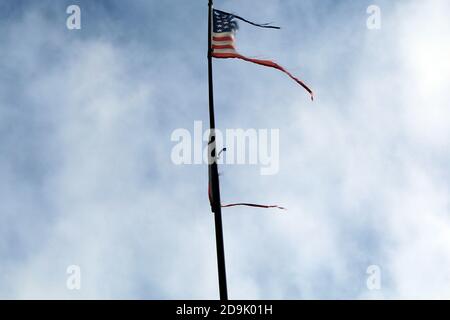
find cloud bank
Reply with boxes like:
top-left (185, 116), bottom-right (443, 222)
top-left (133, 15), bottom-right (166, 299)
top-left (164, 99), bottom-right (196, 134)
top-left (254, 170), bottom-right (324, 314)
top-left (0, 0), bottom-right (449, 299)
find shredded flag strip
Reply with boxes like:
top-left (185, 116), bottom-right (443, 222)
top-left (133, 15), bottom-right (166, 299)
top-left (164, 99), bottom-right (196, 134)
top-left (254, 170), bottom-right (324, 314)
top-left (221, 203), bottom-right (286, 211)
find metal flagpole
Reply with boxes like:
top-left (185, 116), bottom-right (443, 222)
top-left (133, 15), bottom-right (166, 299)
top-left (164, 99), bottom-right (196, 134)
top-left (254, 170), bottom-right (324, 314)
top-left (207, 0), bottom-right (228, 301)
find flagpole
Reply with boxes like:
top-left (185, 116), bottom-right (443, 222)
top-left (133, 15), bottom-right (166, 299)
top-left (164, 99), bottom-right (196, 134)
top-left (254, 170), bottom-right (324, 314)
top-left (207, 0), bottom-right (228, 301)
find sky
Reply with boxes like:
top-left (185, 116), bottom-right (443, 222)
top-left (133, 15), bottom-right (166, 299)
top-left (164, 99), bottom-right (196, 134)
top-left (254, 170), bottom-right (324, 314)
top-left (0, 0), bottom-right (449, 299)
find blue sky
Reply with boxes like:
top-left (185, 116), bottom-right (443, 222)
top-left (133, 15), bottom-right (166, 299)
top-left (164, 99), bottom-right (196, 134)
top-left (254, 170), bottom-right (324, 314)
top-left (0, 0), bottom-right (449, 299)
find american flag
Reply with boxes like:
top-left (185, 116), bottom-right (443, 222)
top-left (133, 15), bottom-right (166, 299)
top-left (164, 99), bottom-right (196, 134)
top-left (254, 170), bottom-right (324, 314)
top-left (211, 9), bottom-right (314, 100)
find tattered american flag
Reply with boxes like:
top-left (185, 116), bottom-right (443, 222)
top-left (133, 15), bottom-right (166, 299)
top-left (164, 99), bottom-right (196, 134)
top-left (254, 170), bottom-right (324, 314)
top-left (211, 9), bottom-right (314, 100)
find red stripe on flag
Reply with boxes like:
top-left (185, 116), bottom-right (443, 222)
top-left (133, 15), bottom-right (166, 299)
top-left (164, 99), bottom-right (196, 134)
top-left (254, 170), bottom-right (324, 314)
top-left (212, 44), bottom-right (235, 50)
top-left (212, 52), bottom-right (314, 100)
top-left (213, 36), bottom-right (234, 42)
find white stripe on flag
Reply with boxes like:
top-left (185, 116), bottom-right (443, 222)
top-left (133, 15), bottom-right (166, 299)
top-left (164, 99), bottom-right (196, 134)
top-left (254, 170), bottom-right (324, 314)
top-left (213, 48), bottom-right (238, 54)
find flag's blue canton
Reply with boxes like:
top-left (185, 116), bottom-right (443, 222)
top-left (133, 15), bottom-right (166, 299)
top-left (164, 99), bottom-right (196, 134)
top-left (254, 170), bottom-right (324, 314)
top-left (213, 10), bottom-right (238, 33)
